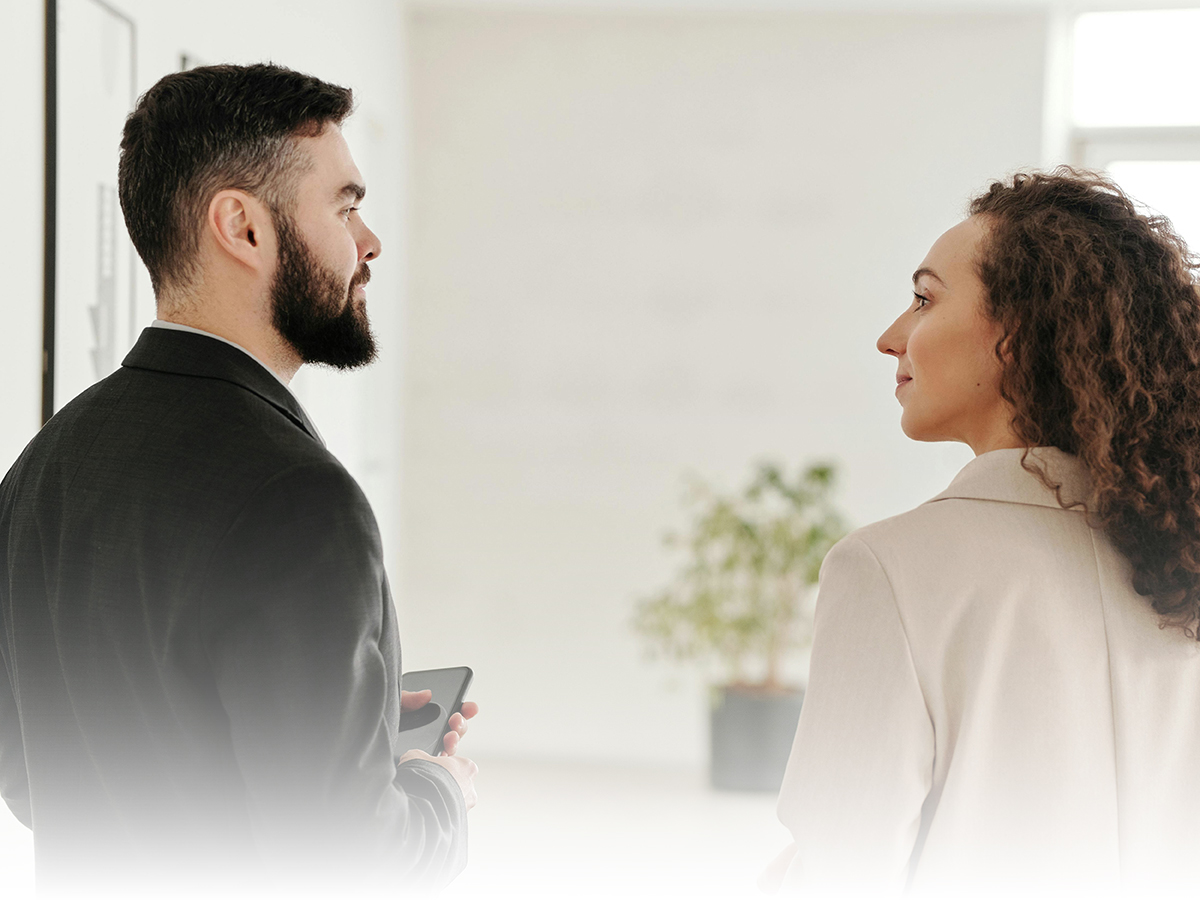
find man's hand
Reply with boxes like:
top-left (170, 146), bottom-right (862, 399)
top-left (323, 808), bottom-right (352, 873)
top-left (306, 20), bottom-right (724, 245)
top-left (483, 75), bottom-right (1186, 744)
top-left (399, 691), bottom-right (479, 757)
top-left (401, 689), bottom-right (434, 712)
top-left (398, 690), bottom-right (480, 809)
top-left (398, 749), bottom-right (478, 810)
top-left (442, 702), bottom-right (478, 756)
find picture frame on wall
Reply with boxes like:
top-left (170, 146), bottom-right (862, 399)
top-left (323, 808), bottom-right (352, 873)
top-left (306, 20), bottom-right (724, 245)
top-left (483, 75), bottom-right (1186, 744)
top-left (43, 0), bottom-right (145, 423)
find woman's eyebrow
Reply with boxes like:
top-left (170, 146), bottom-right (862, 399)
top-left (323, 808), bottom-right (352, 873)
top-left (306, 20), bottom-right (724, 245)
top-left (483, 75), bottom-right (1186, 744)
top-left (912, 267), bottom-right (947, 287)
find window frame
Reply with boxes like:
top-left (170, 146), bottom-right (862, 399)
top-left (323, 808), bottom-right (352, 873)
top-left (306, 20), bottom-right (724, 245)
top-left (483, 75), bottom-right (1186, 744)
top-left (1073, 126), bottom-right (1200, 170)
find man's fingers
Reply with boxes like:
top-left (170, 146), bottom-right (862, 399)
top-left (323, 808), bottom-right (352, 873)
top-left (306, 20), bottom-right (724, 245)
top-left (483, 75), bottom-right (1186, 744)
top-left (400, 689), bottom-right (433, 711)
top-left (441, 709), bottom-right (473, 756)
top-left (460, 701), bottom-right (479, 720)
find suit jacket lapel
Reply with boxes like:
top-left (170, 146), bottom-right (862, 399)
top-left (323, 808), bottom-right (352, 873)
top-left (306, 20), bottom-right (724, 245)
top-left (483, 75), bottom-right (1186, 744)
top-left (121, 327), bottom-right (324, 445)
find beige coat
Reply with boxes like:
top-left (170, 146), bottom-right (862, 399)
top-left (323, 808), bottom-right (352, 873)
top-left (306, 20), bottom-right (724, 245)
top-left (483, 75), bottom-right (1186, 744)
top-left (772, 448), bottom-right (1200, 898)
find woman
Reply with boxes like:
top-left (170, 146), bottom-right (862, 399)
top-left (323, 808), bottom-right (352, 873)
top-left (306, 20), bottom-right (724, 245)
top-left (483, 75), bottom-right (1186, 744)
top-left (767, 170), bottom-right (1200, 897)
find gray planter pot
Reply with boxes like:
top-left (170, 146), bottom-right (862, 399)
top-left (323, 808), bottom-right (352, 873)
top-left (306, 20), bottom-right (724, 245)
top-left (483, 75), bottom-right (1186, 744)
top-left (710, 685), bottom-right (804, 792)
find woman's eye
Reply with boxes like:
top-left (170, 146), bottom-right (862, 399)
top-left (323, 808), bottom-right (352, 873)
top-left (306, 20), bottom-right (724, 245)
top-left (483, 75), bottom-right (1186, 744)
top-left (913, 292), bottom-right (930, 310)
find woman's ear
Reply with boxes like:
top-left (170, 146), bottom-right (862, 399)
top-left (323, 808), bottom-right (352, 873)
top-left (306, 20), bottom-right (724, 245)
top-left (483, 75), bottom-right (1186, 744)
top-left (996, 330), bottom-right (1015, 365)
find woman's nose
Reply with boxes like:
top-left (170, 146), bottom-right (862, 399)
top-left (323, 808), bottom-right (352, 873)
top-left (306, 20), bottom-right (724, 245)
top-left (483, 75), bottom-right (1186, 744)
top-left (877, 314), bottom-right (907, 357)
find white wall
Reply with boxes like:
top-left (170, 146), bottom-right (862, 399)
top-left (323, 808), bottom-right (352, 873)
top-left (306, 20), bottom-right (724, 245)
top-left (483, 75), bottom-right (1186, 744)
top-left (402, 8), bottom-right (1047, 765)
top-left (0, 2), bottom-right (47, 476)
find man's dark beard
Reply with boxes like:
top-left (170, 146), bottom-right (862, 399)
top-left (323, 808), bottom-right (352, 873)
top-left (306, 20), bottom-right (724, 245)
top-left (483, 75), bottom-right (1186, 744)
top-left (270, 213), bottom-right (377, 370)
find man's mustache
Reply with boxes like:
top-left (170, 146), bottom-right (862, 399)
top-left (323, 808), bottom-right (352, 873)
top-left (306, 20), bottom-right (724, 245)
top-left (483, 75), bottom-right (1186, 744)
top-left (350, 264), bottom-right (371, 291)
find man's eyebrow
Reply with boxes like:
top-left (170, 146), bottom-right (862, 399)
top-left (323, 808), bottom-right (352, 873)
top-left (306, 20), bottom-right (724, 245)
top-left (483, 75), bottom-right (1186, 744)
top-left (912, 267), bottom-right (946, 287)
top-left (335, 182), bottom-right (367, 203)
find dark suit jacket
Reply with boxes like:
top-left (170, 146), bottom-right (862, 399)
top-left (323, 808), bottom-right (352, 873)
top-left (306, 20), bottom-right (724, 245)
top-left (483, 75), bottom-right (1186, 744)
top-left (0, 328), bottom-right (465, 895)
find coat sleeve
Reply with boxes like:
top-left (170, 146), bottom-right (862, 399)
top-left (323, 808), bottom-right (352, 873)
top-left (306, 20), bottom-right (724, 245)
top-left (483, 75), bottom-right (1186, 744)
top-left (200, 460), bottom-right (466, 890)
top-left (0, 472), bottom-right (31, 831)
top-left (0, 639), bottom-right (31, 830)
top-left (774, 533), bottom-right (934, 896)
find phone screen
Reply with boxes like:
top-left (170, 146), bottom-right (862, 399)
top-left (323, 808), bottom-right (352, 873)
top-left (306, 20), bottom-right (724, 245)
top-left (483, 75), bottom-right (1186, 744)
top-left (396, 666), bottom-right (473, 757)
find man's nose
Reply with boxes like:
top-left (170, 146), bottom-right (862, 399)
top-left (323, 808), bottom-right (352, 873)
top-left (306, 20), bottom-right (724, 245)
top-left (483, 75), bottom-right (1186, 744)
top-left (358, 223), bottom-right (382, 262)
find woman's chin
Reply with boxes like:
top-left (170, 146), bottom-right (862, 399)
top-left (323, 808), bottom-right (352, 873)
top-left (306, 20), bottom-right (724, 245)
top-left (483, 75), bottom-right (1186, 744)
top-left (899, 414), bottom-right (945, 444)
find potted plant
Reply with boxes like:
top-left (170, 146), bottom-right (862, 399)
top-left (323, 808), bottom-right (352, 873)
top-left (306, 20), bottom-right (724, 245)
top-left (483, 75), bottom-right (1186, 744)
top-left (634, 461), bottom-right (848, 791)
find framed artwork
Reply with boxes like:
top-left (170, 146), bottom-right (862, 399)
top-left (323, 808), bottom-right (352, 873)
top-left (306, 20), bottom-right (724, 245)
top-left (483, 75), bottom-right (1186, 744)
top-left (43, 0), bottom-right (144, 422)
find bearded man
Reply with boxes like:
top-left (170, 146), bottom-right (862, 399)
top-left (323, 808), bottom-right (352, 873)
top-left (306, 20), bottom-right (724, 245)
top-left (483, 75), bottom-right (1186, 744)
top-left (0, 63), bottom-right (475, 897)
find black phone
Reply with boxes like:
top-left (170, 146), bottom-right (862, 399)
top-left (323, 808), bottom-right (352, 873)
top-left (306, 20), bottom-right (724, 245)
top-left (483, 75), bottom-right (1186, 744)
top-left (396, 666), bottom-right (473, 757)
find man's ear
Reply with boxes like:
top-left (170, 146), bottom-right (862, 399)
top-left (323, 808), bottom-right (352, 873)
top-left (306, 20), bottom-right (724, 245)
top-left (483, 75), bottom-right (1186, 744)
top-left (206, 190), bottom-right (275, 274)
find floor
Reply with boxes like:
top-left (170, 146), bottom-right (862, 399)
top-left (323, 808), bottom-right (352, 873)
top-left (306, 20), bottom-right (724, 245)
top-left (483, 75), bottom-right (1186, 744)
top-left (0, 758), bottom-right (790, 899)
top-left (444, 758), bottom-right (788, 899)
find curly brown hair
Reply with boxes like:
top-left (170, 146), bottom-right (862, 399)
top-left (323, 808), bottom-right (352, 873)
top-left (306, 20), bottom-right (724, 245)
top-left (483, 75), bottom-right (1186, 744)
top-left (969, 168), bottom-right (1200, 639)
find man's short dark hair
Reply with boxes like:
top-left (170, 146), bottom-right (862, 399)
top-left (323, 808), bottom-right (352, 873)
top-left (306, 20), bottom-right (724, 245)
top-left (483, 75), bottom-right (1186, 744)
top-left (118, 62), bottom-right (354, 297)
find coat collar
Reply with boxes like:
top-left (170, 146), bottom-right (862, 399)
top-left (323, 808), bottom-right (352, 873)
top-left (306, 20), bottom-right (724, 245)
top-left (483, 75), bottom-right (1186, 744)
top-left (927, 446), bottom-right (1091, 511)
top-left (121, 327), bottom-right (323, 444)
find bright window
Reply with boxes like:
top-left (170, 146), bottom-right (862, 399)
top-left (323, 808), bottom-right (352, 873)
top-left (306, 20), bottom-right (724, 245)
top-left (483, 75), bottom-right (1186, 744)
top-left (1073, 10), bottom-right (1200, 128)
top-left (1072, 10), bottom-right (1200, 257)
top-left (1105, 160), bottom-right (1200, 252)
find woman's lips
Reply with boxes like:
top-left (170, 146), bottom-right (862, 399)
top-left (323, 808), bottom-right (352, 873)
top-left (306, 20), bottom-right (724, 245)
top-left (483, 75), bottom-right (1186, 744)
top-left (895, 376), bottom-right (912, 395)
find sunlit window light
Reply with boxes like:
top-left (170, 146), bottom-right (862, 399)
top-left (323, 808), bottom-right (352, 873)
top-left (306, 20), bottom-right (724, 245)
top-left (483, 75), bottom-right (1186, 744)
top-left (1106, 161), bottom-right (1200, 257)
top-left (1072, 10), bottom-right (1200, 128)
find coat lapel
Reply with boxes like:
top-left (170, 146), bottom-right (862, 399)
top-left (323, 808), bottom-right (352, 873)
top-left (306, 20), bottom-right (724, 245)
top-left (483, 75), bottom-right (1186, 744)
top-left (927, 447), bottom-right (1091, 511)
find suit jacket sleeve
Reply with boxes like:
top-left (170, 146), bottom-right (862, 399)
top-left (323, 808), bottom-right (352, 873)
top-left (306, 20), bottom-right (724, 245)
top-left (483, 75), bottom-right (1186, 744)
top-left (0, 631), bottom-right (31, 830)
top-left (774, 534), bottom-right (934, 895)
top-left (200, 460), bottom-right (466, 889)
top-left (0, 470), bottom-right (32, 831)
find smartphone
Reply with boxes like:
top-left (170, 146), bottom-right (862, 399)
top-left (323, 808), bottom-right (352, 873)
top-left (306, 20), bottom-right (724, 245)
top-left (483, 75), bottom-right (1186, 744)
top-left (396, 666), bottom-right (473, 757)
